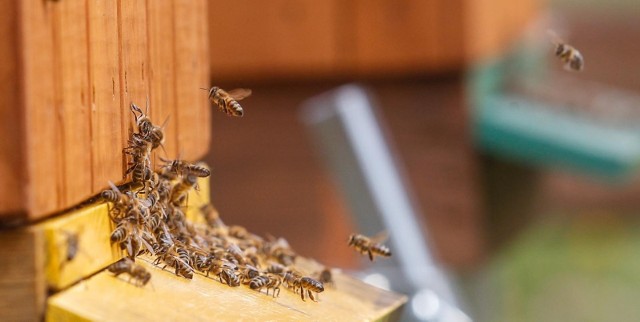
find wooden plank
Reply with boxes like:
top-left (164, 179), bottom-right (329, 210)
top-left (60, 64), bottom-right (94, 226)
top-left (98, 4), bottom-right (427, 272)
top-left (117, 0), bottom-right (150, 173)
top-left (0, 227), bottom-right (45, 322)
top-left (52, 0), bottom-right (93, 207)
top-left (208, 0), bottom-right (338, 81)
top-left (88, 0), bottom-right (124, 191)
top-left (20, 0), bottom-right (61, 220)
top-left (46, 255), bottom-right (406, 321)
top-left (146, 0), bottom-right (178, 163)
top-left (0, 1), bottom-right (25, 220)
top-left (194, 0), bottom-right (211, 159)
top-left (351, 0), bottom-right (442, 76)
top-left (173, 0), bottom-right (210, 161)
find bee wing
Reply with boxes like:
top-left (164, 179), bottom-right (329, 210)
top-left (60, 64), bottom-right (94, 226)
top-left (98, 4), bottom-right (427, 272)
top-left (369, 231), bottom-right (390, 244)
top-left (226, 88), bottom-right (252, 101)
top-left (546, 29), bottom-right (564, 45)
top-left (107, 181), bottom-right (122, 194)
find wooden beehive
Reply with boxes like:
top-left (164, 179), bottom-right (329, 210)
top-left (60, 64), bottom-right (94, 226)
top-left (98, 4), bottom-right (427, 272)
top-left (208, 0), bottom-right (541, 81)
top-left (0, 0), bottom-right (210, 224)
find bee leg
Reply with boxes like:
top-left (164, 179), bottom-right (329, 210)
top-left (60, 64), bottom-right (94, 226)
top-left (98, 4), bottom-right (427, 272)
top-left (368, 250), bottom-right (374, 261)
top-left (309, 290), bottom-right (316, 302)
top-left (274, 287), bottom-right (280, 298)
top-left (300, 289), bottom-right (305, 301)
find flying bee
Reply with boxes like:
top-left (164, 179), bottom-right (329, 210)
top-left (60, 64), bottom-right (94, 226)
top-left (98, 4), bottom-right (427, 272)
top-left (249, 274), bottom-right (282, 297)
top-left (207, 86), bottom-right (252, 117)
top-left (548, 30), bottom-right (584, 71)
top-left (160, 158), bottom-right (211, 178)
top-left (108, 258), bottom-right (152, 287)
top-left (348, 232), bottom-right (392, 261)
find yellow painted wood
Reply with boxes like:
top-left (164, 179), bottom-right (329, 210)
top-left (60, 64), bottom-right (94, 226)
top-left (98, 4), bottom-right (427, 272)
top-left (46, 255), bottom-right (407, 322)
top-left (41, 175), bottom-right (210, 291)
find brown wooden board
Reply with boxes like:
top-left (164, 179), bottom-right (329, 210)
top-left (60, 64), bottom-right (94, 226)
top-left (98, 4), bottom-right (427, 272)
top-left (0, 1), bottom-right (211, 222)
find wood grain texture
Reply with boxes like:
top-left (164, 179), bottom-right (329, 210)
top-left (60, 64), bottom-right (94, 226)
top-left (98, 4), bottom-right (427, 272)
top-left (173, 0), bottom-right (210, 161)
top-left (52, 0), bottom-right (93, 208)
top-left (88, 0), bottom-right (123, 191)
top-left (20, 0), bottom-right (61, 220)
top-left (146, 0), bottom-right (178, 163)
top-left (117, 0), bottom-right (150, 174)
top-left (0, 1), bottom-right (24, 217)
top-left (0, 0), bottom-right (211, 222)
top-left (46, 255), bottom-right (406, 322)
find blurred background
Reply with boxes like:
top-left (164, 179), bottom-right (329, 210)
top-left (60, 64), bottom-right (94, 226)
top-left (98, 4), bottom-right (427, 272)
top-left (203, 0), bottom-right (640, 321)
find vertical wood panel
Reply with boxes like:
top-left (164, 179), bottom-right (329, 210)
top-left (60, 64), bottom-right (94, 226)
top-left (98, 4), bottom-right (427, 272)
top-left (147, 0), bottom-right (178, 162)
top-left (194, 0), bottom-right (211, 158)
top-left (52, 0), bottom-right (93, 208)
top-left (117, 0), bottom-right (150, 173)
top-left (208, 0), bottom-right (338, 81)
top-left (0, 1), bottom-right (24, 217)
top-left (88, 0), bottom-right (122, 191)
top-left (173, 0), bottom-right (208, 161)
top-left (352, 0), bottom-right (441, 75)
top-left (21, 0), bottom-right (61, 219)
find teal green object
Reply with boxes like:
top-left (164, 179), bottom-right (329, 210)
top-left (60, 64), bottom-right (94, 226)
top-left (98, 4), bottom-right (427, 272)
top-left (468, 41), bottom-right (640, 179)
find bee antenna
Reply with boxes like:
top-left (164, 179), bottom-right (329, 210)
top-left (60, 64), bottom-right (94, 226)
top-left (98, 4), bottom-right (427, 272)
top-left (199, 87), bottom-right (209, 91)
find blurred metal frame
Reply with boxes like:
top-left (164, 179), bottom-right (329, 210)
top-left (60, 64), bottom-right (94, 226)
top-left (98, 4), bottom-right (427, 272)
top-left (300, 84), bottom-right (470, 321)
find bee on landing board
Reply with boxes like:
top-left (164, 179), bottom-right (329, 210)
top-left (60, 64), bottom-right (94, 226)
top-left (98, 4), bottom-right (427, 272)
top-left (107, 258), bottom-right (152, 287)
top-left (206, 86), bottom-right (252, 117)
top-left (548, 30), bottom-right (584, 72)
top-left (348, 232), bottom-right (392, 261)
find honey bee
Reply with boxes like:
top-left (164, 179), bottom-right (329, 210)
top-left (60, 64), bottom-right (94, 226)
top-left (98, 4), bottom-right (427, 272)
top-left (249, 274), bottom-right (282, 297)
top-left (207, 86), bottom-right (252, 117)
top-left (266, 262), bottom-right (287, 276)
top-left (240, 264), bottom-right (261, 284)
top-left (154, 244), bottom-right (194, 279)
top-left (348, 232), bottom-right (392, 261)
top-left (299, 277), bottom-right (324, 302)
top-left (283, 271), bottom-right (324, 301)
top-left (108, 257), bottom-right (152, 287)
top-left (226, 243), bottom-right (245, 266)
top-left (169, 174), bottom-right (198, 206)
top-left (548, 30), bottom-right (584, 71)
top-left (160, 158), bottom-right (211, 178)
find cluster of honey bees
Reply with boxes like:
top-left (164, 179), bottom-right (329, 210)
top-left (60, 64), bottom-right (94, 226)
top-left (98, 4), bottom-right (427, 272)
top-left (99, 87), bottom-right (329, 301)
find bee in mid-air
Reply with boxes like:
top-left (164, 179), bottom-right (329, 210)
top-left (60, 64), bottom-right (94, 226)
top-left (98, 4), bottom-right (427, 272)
top-left (548, 30), bottom-right (584, 72)
top-left (207, 86), bottom-right (252, 117)
top-left (107, 258), bottom-right (152, 287)
top-left (348, 232), bottom-right (392, 261)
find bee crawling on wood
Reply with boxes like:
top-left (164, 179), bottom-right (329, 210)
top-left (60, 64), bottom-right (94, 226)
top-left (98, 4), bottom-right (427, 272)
top-left (108, 257), bottom-right (152, 287)
top-left (283, 271), bottom-right (324, 302)
top-left (206, 86), bottom-right (251, 117)
top-left (348, 232), bottom-right (392, 261)
top-left (249, 273), bottom-right (283, 297)
top-left (548, 29), bottom-right (584, 72)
